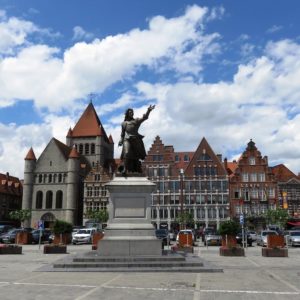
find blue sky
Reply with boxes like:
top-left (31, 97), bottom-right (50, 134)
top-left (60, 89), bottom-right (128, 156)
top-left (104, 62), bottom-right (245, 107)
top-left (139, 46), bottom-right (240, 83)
top-left (1, 0), bottom-right (300, 178)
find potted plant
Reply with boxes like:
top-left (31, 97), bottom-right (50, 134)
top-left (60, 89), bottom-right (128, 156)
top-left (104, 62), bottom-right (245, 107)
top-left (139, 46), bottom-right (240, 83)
top-left (44, 220), bottom-right (72, 254)
top-left (9, 209), bottom-right (32, 244)
top-left (218, 220), bottom-right (244, 256)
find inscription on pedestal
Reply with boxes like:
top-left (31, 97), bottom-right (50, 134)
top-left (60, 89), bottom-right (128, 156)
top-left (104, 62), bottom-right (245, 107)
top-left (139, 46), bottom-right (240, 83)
top-left (114, 197), bottom-right (145, 218)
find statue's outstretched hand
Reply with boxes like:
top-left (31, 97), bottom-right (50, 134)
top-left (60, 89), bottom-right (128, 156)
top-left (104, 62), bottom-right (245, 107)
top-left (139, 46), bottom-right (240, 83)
top-left (148, 104), bottom-right (155, 111)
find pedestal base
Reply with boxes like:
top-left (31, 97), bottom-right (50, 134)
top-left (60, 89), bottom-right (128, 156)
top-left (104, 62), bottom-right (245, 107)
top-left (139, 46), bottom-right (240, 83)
top-left (97, 176), bottom-right (162, 256)
top-left (97, 239), bottom-right (162, 256)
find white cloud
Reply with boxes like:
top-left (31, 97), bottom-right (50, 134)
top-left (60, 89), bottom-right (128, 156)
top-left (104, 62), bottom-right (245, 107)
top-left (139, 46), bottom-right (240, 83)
top-left (2, 5), bottom-right (300, 178)
top-left (0, 122), bottom-right (52, 178)
top-left (122, 39), bottom-right (300, 174)
top-left (72, 26), bottom-right (94, 41)
top-left (0, 16), bottom-right (37, 54)
top-left (266, 25), bottom-right (283, 34)
top-left (0, 5), bottom-right (219, 111)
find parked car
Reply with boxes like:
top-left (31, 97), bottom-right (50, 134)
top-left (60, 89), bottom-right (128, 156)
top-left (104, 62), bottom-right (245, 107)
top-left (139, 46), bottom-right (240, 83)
top-left (247, 230), bottom-right (257, 242)
top-left (256, 230), bottom-right (278, 246)
top-left (204, 233), bottom-right (222, 246)
top-left (72, 226), bottom-right (85, 238)
top-left (236, 232), bottom-right (253, 247)
top-left (1, 228), bottom-right (24, 244)
top-left (286, 230), bottom-right (300, 247)
top-left (201, 227), bottom-right (215, 242)
top-left (72, 228), bottom-right (97, 244)
top-left (31, 229), bottom-right (52, 244)
top-left (0, 225), bottom-right (15, 235)
top-left (155, 229), bottom-right (169, 245)
top-left (176, 229), bottom-right (195, 245)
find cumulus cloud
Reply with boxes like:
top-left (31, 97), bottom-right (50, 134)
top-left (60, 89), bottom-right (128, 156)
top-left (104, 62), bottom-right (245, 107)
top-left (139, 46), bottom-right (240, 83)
top-left (0, 5), bottom-right (219, 111)
top-left (2, 5), bottom-right (300, 178)
top-left (72, 26), bottom-right (94, 41)
top-left (120, 39), bottom-right (300, 174)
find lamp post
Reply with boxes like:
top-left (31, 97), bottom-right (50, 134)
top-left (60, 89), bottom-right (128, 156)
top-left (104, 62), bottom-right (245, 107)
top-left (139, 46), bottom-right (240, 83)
top-left (180, 168), bottom-right (184, 230)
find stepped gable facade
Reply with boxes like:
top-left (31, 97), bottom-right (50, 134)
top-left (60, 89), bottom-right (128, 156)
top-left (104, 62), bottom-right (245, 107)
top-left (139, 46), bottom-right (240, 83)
top-left (22, 102), bottom-right (114, 228)
top-left (271, 164), bottom-right (300, 218)
top-left (228, 139), bottom-right (277, 218)
top-left (143, 136), bottom-right (229, 230)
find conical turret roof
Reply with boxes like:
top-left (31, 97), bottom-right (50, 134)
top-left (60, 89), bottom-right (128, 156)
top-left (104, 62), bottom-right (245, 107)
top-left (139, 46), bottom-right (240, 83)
top-left (69, 103), bottom-right (109, 140)
top-left (25, 147), bottom-right (36, 160)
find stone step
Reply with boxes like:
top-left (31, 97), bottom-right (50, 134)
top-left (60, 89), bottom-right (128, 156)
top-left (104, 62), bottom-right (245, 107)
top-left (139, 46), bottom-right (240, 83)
top-left (53, 261), bottom-right (204, 268)
top-left (50, 266), bottom-right (222, 273)
top-left (73, 256), bottom-right (186, 263)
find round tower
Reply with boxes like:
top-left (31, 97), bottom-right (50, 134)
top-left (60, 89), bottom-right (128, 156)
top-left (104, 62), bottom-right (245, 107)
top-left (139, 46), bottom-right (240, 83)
top-left (22, 147), bottom-right (36, 227)
top-left (66, 147), bottom-right (80, 224)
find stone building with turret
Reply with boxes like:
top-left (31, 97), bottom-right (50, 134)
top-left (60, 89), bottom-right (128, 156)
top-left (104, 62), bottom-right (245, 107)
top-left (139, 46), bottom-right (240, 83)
top-left (22, 103), bottom-right (114, 228)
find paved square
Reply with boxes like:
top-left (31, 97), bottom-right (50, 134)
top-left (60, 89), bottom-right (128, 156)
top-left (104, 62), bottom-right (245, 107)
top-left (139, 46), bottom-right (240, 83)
top-left (0, 244), bottom-right (299, 300)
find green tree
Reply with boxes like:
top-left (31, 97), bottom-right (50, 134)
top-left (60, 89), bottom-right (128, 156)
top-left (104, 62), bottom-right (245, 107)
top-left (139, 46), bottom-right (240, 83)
top-left (53, 219), bottom-right (73, 235)
top-left (9, 209), bottom-right (31, 228)
top-left (175, 211), bottom-right (194, 229)
top-left (85, 209), bottom-right (109, 225)
top-left (218, 220), bottom-right (240, 236)
top-left (265, 208), bottom-right (289, 229)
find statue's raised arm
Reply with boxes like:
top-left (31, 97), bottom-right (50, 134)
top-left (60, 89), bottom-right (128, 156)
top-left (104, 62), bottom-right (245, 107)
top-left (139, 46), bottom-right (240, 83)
top-left (118, 105), bottom-right (155, 175)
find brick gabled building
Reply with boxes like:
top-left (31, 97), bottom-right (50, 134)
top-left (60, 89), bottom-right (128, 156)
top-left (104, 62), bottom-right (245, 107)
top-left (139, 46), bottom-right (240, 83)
top-left (227, 139), bottom-right (277, 218)
top-left (0, 172), bottom-right (22, 223)
top-left (271, 164), bottom-right (300, 218)
top-left (143, 136), bottom-right (229, 230)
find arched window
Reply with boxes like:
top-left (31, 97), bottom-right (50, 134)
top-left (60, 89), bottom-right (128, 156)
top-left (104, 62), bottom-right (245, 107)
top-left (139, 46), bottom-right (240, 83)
top-left (36, 191), bottom-right (43, 209)
top-left (38, 174), bottom-right (43, 183)
top-left (48, 174), bottom-right (52, 183)
top-left (91, 143), bottom-right (95, 154)
top-left (56, 190), bottom-right (63, 209)
top-left (58, 173), bottom-right (62, 182)
top-left (46, 191), bottom-right (53, 209)
top-left (85, 143), bottom-right (90, 154)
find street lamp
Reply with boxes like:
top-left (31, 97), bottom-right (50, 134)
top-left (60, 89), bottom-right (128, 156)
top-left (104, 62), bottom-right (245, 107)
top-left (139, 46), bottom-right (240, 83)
top-left (180, 168), bottom-right (184, 230)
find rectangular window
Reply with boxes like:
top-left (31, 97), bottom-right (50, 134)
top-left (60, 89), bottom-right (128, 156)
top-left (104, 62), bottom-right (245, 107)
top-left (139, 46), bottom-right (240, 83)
top-left (242, 173), bottom-right (249, 182)
top-left (258, 173), bottom-right (265, 182)
top-left (250, 173), bottom-right (257, 182)
top-left (249, 157), bottom-right (255, 165)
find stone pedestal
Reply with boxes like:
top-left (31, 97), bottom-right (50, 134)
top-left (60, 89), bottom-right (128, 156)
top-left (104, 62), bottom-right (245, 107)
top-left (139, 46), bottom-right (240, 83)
top-left (97, 176), bottom-right (161, 256)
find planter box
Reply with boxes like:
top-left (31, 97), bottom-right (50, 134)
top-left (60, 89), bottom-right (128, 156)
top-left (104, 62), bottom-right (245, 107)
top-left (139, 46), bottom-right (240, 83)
top-left (92, 232), bottom-right (104, 250)
top-left (0, 245), bottom-right (22, 254)
top-left (262, 247), bottom-right (288, 257)
top-left (16, 232), bottom-right (32, 245)
top-left (221, 235), bottom-right (237, 248)
top-left (43, 245), bottom-right (67, 254)
top-left (178, 233), bottom-right (193, 247)
top-left (53, 234), bottom-right (71, 245)
top-left (176, 245), bottom-right (194, 253)
top-left (219, 247), bottom-right (245, 256)
top-left (267, 235), bottom-right (284, 248)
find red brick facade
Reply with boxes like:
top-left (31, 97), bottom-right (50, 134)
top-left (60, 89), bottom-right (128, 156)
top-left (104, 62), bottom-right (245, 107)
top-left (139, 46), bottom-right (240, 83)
top-left (226, 140), bottom-right (277, 218)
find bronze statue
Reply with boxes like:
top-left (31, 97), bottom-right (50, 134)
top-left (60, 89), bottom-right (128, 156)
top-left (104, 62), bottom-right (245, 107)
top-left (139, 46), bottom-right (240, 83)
top-left (118, 105), bottom-right (155, 174)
